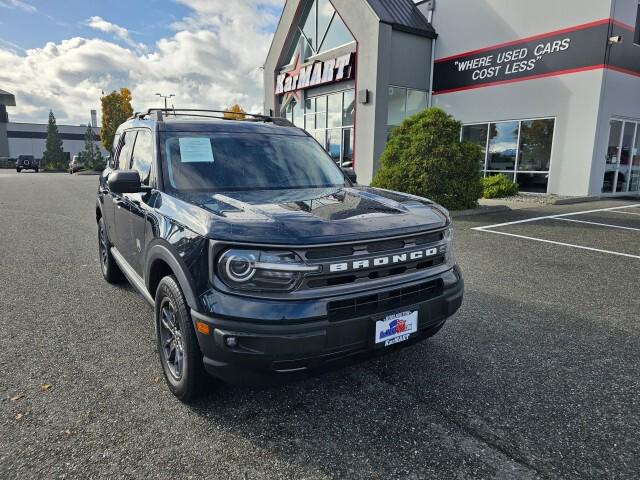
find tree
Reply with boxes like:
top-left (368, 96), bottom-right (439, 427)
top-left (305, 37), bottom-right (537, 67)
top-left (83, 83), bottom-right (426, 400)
top-left (224, 104), bottom-right (246, 120)
top-left (42, 110), bottom-right (65, 169)
top-left (371, 107), bottom-right (483, 211)
top-left (101, 88), bottom-right (133, 154)
top-left (78, 123), bottom-right (105, 171)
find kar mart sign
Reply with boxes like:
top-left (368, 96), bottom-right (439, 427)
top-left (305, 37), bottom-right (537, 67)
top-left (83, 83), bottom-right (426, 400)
top-left (275, 53), bottom-right (354, 96)
top-left (433, 19), bottom-right (614, 95)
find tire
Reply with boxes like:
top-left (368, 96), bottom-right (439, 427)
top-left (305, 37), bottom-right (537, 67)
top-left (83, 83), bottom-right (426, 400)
top-left (98, 217), bottom-right (124, 284)
top-left (155, 275), bottom-right (205, 402)
top-left (16, 168), bottom-right (21, 173)
top-left (34, 168), bottom-right (39, 173)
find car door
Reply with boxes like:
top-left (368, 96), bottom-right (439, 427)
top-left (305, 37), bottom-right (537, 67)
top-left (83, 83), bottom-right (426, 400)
top-left (111, 130), bottom-right (138, 261)
top-left (125, 128), bottom-right (155, 276)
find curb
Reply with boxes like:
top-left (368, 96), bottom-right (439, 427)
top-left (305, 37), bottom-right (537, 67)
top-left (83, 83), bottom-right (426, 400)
top-left (451, 205), bottom-right (510, 218)
top-left (549, 196), bottom-right (597, 205)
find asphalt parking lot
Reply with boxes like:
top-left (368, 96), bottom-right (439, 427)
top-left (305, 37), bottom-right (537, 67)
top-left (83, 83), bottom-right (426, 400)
top-left (1, 171), bottom-right (639, 479)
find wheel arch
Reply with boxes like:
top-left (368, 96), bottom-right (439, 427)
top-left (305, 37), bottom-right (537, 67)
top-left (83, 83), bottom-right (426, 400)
top-left (145, 243), bottom-right (200, 311)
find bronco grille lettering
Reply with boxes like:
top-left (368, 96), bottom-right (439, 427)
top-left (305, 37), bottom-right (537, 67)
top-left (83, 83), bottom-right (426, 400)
top-left (328, 247), bottom-right (440, 273)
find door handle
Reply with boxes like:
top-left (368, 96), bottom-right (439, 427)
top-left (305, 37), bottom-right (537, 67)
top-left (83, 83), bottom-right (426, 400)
top-left (114, 199), bottom-right (126, 208)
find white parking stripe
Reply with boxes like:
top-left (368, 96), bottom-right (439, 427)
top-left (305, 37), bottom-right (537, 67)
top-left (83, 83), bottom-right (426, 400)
top-left (553, 217), bottom-right (640, 232)
top-left (472, 203), bottom-right (640, 231)
top-left (477, 229), bottom-right (640, 260)
top-left (610, 210), bottom-right (640, 216)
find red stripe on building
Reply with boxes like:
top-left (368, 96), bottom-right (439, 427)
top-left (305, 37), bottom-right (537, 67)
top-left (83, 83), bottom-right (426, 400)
top-left (434, 18), bottom-right (611, 64)
top-left (432, 64), bottom-right (606, 95)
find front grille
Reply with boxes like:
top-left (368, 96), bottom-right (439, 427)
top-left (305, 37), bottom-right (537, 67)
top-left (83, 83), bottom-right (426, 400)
top-left (327, 280), bottom-right (443, 322)
top-left (297, 229), bottom-right (448, 290)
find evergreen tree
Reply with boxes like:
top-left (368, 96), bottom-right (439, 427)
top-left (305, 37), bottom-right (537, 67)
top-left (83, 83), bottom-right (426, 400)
top-left (79, 123), bottom-right (104, 170)
top-left (42, 110), bottom-right (65, 169)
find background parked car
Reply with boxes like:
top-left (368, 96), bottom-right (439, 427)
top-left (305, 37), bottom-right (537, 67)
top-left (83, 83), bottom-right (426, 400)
top-left (16, 155), bottom-right (39, 173)
top-left (69, 155), bottom-right (84, 174)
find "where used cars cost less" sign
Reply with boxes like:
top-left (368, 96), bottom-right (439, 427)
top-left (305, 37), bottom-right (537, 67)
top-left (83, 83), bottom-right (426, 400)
top-left (432, 19), bottom-right (611, 95)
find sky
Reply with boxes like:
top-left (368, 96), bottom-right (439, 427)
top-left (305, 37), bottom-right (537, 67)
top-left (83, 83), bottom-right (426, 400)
top-left (0, 0), bottom-right (285, 125)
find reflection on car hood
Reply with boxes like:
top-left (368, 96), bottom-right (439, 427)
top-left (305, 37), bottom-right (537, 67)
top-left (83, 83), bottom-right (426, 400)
top-left (157, 187), bottom-right (448, 245)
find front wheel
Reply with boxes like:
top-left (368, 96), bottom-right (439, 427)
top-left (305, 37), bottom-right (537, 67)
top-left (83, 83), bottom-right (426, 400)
top-left (155, 275), bottom-right (205, 402)
top-left (16, 168), bottom-right (21, 173)
top-left (34, 168), bottom-right (39, 173)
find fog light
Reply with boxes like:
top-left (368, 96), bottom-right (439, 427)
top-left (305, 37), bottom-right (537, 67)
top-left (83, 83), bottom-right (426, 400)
top-left (225, 336), bottom-right (238, 348)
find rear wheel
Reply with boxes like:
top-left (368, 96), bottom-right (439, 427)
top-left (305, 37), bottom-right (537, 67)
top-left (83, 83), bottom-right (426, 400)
top-left (16, 168), bottom-right (21, 173)
top-left (34, 168), bottom-right (38, 173)
top-left (98, 217), bottom-right (124, 283)
top-left (155, 275), bottom-right (205, 402)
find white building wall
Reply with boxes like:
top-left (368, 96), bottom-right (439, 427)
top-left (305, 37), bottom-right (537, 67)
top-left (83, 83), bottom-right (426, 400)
top-left (590, 0), bottom-right (640, 196)
top-left (7, 122), bottom-right (107, 160)
top-left (424, 0), bottom-right (616, 196)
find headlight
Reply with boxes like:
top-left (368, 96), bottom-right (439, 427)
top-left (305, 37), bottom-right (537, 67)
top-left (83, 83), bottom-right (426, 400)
top-left (443, 227), bottom-right (455, 264)
top-left (217, 249), bottom-right (319, 292)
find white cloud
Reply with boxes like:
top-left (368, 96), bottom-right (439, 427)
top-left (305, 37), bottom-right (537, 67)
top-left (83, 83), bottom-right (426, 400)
top-left (0, 0), bottom-right (36, 12)
top-left (0, 0), bottom-right (285, 126)
top-left (86, 16), bottom-right (144, 51)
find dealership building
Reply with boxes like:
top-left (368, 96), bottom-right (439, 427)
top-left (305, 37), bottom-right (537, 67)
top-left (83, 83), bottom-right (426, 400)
top-left (264, 0), bottom-right (640, 196)
top-left (0, 89), bottom-right (105, 163)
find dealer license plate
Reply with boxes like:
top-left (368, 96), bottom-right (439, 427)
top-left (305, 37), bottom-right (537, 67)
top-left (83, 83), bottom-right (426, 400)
top-left (374, 310), bottom-right (418, 347)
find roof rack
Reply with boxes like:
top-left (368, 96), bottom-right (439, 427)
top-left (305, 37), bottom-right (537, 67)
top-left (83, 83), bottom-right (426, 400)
top-left (127, 108), bottom-right (295, 127)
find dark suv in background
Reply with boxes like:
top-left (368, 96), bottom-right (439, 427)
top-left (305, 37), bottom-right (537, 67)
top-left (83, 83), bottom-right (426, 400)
top-left (96, 109), bottom-right (463, 401)
top-left (16, 155), bottom-right (39, 173)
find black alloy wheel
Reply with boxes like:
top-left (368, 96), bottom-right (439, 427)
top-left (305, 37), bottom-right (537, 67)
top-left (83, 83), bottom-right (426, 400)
top-left (155, 275), bottom-right (205, 401)
top-left (159, 298), bottom-right (185, 380)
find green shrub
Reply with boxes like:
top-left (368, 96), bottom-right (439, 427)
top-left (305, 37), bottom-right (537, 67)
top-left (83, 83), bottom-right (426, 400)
top-left (482, 173), bottom-right (519, 198)
top-left (371, 108), bottom-right (483, 211)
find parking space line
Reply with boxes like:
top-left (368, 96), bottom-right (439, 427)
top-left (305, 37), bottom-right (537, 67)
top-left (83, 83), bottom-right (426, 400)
top-left (610, 210), bottom-right (640, 216)
top-left (477, 229), bottom-right (640, 260)
top-left (553, 217), bottom-right (640, 232)
top-left (472, 203), bottom-right (640, 231)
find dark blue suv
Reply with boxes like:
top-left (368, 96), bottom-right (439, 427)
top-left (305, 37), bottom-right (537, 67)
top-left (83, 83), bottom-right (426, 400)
top-left (96, 109), bottom-right (463, 401)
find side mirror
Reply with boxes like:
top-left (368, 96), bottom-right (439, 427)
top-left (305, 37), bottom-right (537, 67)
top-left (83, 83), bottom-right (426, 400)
top-left (108, 170), bottom-right (146, 194)
top-left (342, 167), bottom-right (357, 184)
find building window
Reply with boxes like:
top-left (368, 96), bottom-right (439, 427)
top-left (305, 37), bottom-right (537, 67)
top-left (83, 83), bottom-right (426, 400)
top-left (284, 0), bottom-right (354, 65)
top-left (288, 89), bottom-right (355, 168)
top-left (462, 118), bottom-right (555, 193)
top-left (602, 119), bottom-right (640, 194)
top-left (387, 86), bottom-right (428, 128)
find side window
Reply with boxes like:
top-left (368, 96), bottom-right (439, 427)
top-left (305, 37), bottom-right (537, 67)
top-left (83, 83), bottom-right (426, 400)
top-left (130, 130), bottom-right (153, 185)
top-left (116, 131), bottom-right (137, 170)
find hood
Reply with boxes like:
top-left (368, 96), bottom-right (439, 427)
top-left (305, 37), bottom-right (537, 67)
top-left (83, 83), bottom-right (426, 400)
top-left (156, 187), bottom-right (448, 245)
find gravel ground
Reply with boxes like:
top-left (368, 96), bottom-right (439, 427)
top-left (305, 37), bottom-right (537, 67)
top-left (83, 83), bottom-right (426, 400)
top-left (487, 194), bottom-right (573, 205)
top-left (1, 172), bottom-right (639, 479)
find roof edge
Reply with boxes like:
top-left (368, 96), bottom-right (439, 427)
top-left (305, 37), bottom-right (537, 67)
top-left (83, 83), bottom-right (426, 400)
top-left (381, 21), bottom-right (438, 39)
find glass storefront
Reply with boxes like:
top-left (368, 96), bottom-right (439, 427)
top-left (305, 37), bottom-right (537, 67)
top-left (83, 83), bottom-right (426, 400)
top-left (602, 118), bottom-right (640, 194)
top-left (281, 89), bottom-right (355, 168)
top-left (283, 0), bottom-right (355, 66)
top-left (387, 86), bottom-right (428, 128)
top-left (462, 118), bottom-right (555, 193)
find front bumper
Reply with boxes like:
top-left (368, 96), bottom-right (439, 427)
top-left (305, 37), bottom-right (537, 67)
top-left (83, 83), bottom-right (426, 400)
top-left (191, 267), bottom-right (464, 386)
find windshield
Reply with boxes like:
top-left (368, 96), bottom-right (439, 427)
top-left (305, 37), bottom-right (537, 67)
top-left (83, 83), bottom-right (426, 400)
top-left (160, 132), bottom-right (347, 192)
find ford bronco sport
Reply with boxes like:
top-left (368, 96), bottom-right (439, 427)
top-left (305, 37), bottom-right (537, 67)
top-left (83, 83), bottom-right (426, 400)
top-left (96, 109), bottom-right (463, 401)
